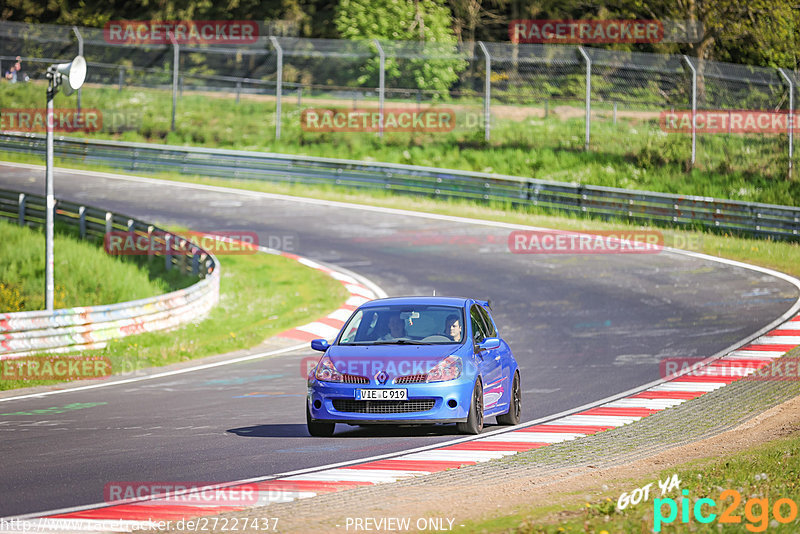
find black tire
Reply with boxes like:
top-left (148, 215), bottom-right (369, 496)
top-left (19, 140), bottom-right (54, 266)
top-left (457, 379), bottom-right (484, 434)
top-left (306, 404), bottom-right (335, 437)
top-left (496, 371), bottom-right (521, 425)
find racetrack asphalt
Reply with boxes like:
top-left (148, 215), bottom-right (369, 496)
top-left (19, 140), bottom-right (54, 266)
top-left (0, 163), bottom-right (797, 517)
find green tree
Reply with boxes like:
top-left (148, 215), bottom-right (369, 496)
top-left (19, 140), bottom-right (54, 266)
top-left (334, 0), bottom-right (466, 97)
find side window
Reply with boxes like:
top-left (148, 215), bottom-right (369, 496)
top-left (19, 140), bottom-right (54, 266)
top-left (470, 305), bottom-right (489, 344)
top-left (476, 306), bottom-right (497, 337)
top-left (340, 310), bottom-right (363, 343)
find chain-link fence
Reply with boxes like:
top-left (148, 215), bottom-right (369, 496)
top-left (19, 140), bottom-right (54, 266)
top-left (1, 20), bottom-right (797, 179)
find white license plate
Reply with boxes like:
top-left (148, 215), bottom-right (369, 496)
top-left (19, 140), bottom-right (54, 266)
top-left (356, 389), bottom-right (408, 400)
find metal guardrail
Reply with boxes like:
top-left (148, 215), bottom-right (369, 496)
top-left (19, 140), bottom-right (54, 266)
top-left (1, 132), bottom-right (799, 240)
top-left (0, 187), bottom-right (220, 357)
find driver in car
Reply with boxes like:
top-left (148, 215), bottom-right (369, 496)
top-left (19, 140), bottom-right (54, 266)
top-left (378, 314), bottom-right (407, 340)
top-left (444, 314), bottom-right (462, 342)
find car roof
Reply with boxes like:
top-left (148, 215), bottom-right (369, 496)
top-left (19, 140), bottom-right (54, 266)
top-left (360, 296), bottom-right (470, 308)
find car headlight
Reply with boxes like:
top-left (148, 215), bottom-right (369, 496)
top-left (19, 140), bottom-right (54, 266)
top-left (426, 355), bottom-right (462, 382)
top-left (314, 356), bottom-right (343, 382)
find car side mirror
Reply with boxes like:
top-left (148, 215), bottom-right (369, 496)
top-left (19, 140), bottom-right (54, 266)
top-left (311, 339), bottom-right (330, 352)
top-left (478, 337), bottom-right (501, 351)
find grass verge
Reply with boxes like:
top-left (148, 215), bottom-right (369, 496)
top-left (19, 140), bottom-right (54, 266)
top-left (0, 218), bottom-right (193, 311)
top-left (0, 225), bottom-right (348, 391)
top-left (453, 425), bottom-right (800, 533)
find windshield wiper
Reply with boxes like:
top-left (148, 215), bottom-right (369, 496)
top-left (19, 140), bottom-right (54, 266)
top-left (370, 339), bottom-right (431, 345)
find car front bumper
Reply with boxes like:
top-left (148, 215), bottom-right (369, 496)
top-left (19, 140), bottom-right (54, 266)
top-left (307, 377), bottom-right (474, 424)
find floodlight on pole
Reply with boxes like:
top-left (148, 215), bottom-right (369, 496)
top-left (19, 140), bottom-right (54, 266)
top-left (44, 55), bottom-right (86, 311)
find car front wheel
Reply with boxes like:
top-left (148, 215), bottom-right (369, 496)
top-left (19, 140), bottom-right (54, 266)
top-left (306, 404), bottom-right (335, 437)
top-left (457, 379), bottom-right (484, 434)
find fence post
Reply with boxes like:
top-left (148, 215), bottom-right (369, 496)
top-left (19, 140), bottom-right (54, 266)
top-left (478, 41), bottom-right (491, 141)
top-left (236, 81), bottom-right (241, 104)
top-left (18, 193), bottom-right (25, 226)
top-left (118, 67), bottom-right (124, 92)
top-left (778, 68), bottom-right (794, 180)
top-left (165, 234), bottom-right (172, 271)
top-left (269, 36), bottom-right (283, 141)
top-left (72, 26), bottom-right (83, 118)
top-left (78, 206), bottom-right (86, 238)
top-left (577, 47), bottom-right (591, 151)
top-left (168, 31), bottom-right (179, 132)
top-left (682, 55), bottom-right (697, 167)
top-left (373, 39), bottom-right (385, 138)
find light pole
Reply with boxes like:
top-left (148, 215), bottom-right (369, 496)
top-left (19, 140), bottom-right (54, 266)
top-left (45, 55), bottom-right (86, 310)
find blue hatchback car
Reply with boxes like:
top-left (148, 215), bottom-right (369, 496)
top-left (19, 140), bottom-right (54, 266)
top-left (306, 296), bottom-right (521, 436)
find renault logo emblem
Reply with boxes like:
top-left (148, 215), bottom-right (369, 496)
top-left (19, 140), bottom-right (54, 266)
top-left (375, 370), bottom-right (389, 384)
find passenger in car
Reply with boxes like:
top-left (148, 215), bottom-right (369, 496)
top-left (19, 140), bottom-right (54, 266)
top-left (444, 314), bottom-right (462, 342)
top-left (378, 314), bottom-right (407, 340)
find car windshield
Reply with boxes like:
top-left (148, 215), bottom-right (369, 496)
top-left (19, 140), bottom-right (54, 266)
top-left (338, 305), bottom-right (466, 345)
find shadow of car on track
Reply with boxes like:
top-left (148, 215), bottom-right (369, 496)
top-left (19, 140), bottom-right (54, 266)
top-left (227, 423), bottom-right (498, 438)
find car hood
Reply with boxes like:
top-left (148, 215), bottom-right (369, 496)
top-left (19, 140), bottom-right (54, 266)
top-left (326, 344), bottom-right (460, 378)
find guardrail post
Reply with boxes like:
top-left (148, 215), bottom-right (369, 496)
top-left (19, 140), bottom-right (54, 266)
top-left (127, 219), bottom-right (134, 233)
top-left (373, 39), bottom-right (385, 138)
top-left (18, 193), bottom-right (25, 226)
top-left (478, 41), bottom-right (491, 142)
top-left (105, 211), bottom-right (113, 237)
top-left (270, 37), bottom-right (283, 141)
top-left (164, 234), bottom-right (172, 271)
top-left (682, 55), bottom-right (697, 167)
top-left (192, 249), bottom-right (200, 276)
top-left (577, 47), bottom-right (591, 151)
top-left (147, 225), bottom-right (154, 262)
top-left (78, 206), bottom-right (86, 238)
top-left (118, 67), bottom-right (124, 92)
top-left (236, 81), bottom-right (241, 104)
top-left (168, 31), bottom-right (179, 132)
top-left (778, 68), bottom-right (794, 180)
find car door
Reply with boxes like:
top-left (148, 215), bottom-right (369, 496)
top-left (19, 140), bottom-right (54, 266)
top-left (477, 305), bottom-right (513, 413)
top-left (470, 304), bottom-right (503, 413)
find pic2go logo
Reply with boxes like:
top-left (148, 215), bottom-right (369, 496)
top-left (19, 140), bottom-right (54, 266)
top-left (654, 489), bottom-right (799, 532)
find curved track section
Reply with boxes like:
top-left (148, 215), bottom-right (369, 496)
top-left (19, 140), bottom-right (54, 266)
top-left (0, 163), bottom-right (797, 518)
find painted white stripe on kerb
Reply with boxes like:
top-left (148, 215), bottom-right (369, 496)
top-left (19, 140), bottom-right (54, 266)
top-left (542, 415), bottom-right (642, 426)
top-left (753, 336), bottom-right (800, 345)
top-left (345, 284), bottom-right (374, 298)
top-left (649, 382), bottom-right (726, 392)
top-left (328, 272), bottom-right (359, 285)
top-left (328, 309), bottom-right (354, 322)
top-left (399, 450), bottom-right (514, 462)
top-left (604, 398), bottom-right (687, 409)
top-left (296, 257), bottom-right (326, 271)
top-left (726, 350), bottom-right (786, 359)
top-left (483, 431), bottom-right (584, 443)
top-left (253, 490), bottom-right (317, 505)
top-left (296, 322), bottom-right (341, 338)
top-left (345, 296), bottom-right (370, 307)
top-left (282, 469), bottom-right (416, 483)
